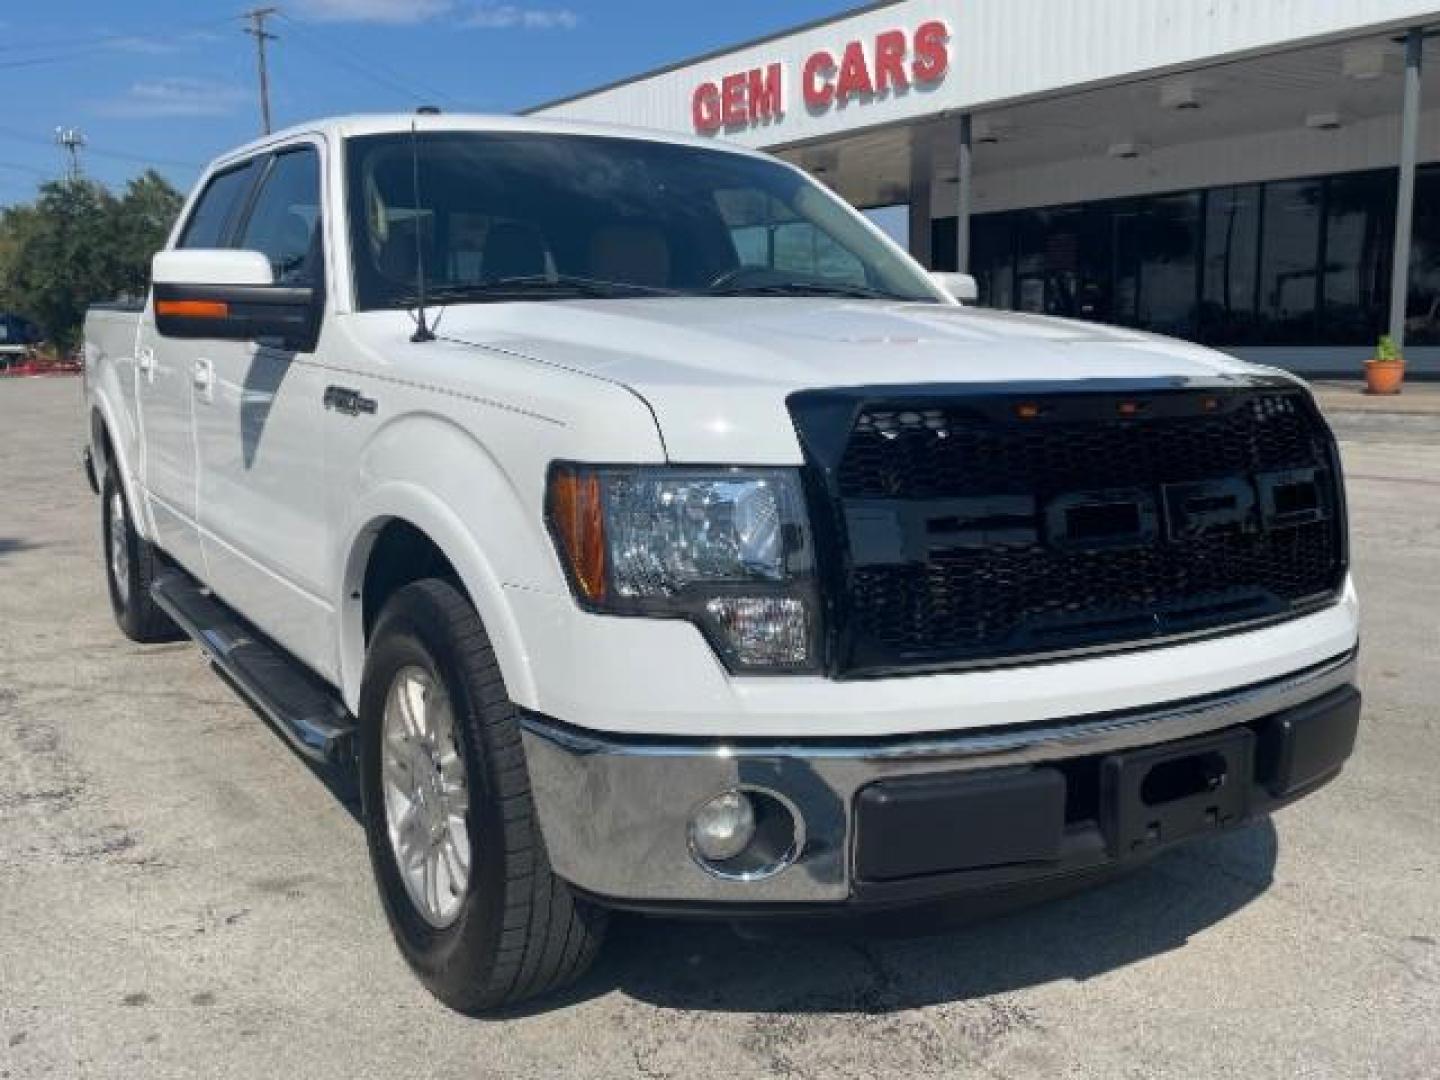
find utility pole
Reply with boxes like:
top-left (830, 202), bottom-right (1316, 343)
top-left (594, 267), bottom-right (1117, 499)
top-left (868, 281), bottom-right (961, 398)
top-left (54, 127), bottom-right (86, 183)
top-left (243, 7), bottom-right (279, 136)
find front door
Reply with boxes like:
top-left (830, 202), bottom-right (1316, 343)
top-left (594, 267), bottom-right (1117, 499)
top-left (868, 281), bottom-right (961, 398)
top-left (139, 159), bottom-right (261, 575)
top-left (193, 144), bottom-right (336, 680)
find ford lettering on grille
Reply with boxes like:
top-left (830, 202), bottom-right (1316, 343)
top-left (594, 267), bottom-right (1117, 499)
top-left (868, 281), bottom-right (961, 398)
top-left (789, 382), bottom-right (1347, 679)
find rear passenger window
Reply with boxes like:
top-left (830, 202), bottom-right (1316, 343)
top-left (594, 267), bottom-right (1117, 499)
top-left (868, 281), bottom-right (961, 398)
top-left (237, 148), bottom-right (323, 286)
top-left (179, 162), bottom-right (259, 249)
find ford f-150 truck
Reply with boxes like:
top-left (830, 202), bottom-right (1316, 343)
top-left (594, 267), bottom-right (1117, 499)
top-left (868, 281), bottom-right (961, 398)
top-left (83, 113), bottom-right (1361, 1013)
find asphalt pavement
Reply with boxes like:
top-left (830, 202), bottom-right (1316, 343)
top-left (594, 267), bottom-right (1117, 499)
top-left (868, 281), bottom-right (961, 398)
top-left (1, 377), bottom-right (1436, 1079)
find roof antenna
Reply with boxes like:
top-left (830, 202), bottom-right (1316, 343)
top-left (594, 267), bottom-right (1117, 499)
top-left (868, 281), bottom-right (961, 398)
top-left (408, 117), bottom-right (435, 343)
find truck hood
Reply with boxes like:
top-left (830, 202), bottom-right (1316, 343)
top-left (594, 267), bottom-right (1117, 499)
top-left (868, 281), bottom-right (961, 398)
top-left (434, 298), bottom-right (1272, 463)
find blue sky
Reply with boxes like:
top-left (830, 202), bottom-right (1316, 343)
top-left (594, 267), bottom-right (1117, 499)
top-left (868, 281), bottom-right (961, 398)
top-left (0, 0), bottom-right (851, 206)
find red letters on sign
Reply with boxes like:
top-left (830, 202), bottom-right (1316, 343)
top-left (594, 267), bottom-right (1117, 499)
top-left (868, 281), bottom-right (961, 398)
top-left (912, 20), bottom-right (949, 84)
top-left (803, 50), bottom-right (836, 110)
top-left (692, 82), bottom-right (722, 133)
top-left (694, 63), bottom-right (784, 134)
top-left (873, 29), bottom-right (909, 93)
top-left (748, 64), bottom-right (783, 121)
top-left (835, 40), bottom-right (874, 101)
top-left (690, 24), bottom-right (950, 133)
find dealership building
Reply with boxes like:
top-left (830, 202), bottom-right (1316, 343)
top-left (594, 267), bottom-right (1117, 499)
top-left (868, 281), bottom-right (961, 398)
top-left (534, 0), bottom-right (1440, 375)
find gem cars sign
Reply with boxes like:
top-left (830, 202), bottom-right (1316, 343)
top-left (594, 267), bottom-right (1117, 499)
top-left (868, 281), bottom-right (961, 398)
top-left (691, 20), bottom-right (950, 135)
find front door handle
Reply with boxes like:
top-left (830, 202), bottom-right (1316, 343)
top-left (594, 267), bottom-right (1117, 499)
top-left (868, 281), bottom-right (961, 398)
top-left (192, 357), bottom-right (214, 400)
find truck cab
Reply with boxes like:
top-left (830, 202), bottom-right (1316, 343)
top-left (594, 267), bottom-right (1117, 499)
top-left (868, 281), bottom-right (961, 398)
top-left (84, 113), bottom-right (1360, 1012)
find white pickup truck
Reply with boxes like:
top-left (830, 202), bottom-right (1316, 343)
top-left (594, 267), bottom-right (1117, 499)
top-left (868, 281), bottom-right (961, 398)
top-left (84, 113), bottom-right (1361, 1012)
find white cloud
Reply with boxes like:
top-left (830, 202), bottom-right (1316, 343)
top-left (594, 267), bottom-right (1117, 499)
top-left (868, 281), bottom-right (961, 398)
top-left (291, 0), bottom-right (453, 23)
top-left (96, 78), bottom-right (248, 119)
top-left (105, 29), bottom-right (221, 55)
top-left (464, 4), bottom-right (579, 29)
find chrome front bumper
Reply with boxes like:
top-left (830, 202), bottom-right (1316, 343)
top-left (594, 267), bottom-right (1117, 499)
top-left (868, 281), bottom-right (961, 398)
top-left (520, 651), bottom-right (1359, 907)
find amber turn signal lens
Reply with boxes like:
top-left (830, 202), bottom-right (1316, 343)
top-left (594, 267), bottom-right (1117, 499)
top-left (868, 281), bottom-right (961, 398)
top-left (1015, 402), bottom-right (1042, 420)
top-left (548, 467), bottom-right (607, 602)
top-left (155, 299), bottom-right (229, 318)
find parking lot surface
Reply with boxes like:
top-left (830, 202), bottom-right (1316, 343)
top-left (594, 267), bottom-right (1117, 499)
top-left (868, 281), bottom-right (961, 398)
top-left (1, 377), bottom-right (1436, 1079)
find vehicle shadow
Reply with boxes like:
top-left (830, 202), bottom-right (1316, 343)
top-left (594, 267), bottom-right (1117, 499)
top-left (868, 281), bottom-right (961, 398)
top-left (220, 671), bottom-right (1279, 1018)
top-left (541, 821), bottom-right (1278, 1016)
top-left (0, 536), bottom-right (39, 560)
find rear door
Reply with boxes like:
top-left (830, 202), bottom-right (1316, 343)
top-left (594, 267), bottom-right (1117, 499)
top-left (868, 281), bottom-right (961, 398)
top-left (139, 159), bottom-right (260, 575)
top-left (193, 143), bottom-right (336, 678)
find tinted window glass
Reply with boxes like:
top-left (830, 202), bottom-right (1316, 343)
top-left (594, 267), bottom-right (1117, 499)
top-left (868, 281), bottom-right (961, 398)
top-left (1321, 171), bottom-right (1394, 345)
top-left (179, 162), bottom-right (259, 249)
top-left (237, 148), bottom-right (323, 285)
top-left (1200, 185), bottom-right (1262, 344)
top-left (1258, 180), bottom-right (1322, 344)
top-left (1133, 193), bottom-right (1200, 337)
top-left (180, 162), bottom-right (259, 249)
top-left (346, 132), bottom-right (939, 308)
top-left (970, 214), bottom-right (1015, 309)
top-left (1406, 166), bottom-right (1440, 345)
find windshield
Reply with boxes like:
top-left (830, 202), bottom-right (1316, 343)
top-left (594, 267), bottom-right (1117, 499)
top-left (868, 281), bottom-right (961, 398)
top-left (345, 131), bottom-right (942, 309)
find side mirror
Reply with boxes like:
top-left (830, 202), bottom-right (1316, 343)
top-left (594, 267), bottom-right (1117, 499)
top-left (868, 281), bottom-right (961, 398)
top-left (152, 249), bottom-right (319, 352)
top-left (930, 271), bottom-right (979, 303)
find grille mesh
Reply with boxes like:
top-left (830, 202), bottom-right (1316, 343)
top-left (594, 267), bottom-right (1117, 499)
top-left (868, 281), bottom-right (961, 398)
top-left (824, 391), bottom-right (1344, 674)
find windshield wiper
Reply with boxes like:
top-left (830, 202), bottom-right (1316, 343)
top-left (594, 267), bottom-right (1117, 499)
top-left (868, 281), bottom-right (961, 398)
top-left (398, 275), bottom-right (679, 307)
top-left (706, 281), bottom-right (911, 301)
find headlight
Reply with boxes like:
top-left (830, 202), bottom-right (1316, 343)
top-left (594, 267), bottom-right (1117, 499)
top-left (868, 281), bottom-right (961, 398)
top-left (546, 464), bottom-right (818, 672)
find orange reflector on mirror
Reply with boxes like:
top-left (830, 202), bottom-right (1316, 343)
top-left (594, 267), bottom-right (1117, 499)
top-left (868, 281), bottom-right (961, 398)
top-left (156, 299), bottom-right (229, 318)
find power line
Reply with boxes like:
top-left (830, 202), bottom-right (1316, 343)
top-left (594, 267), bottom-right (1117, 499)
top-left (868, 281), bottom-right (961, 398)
top-left (0, 17), bottom-right (242, 71)
top-left (243, 7), bottom-right (280, 136)
top-left (0, 125), bottom-right (202, 172)
top-left (276, 11), bottom-right (463, 108)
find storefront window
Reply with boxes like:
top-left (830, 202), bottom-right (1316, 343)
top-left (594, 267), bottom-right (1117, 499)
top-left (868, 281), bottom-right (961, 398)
top-left (1114, 193), bottom-right (1201, 337)
top-left (941, 165), bottom-right (1437, 348)
top-left (1408, 166), bottom-right (1440, 345)
top-left (1321, 170), bottom-right (1394, 345)
top-left (1257, 180), bottom-right (1323, 344)
top-left (1200, 185), bottom-right (1261, 344)
top-left (1014, 206), bottom-right (1110, 319)
top-left (969, 214), bottom-right (1014, 308)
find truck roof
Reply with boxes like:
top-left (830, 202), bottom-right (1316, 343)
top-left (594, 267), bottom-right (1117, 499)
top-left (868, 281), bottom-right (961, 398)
top-left (207, 112), bottom-right (772, 172)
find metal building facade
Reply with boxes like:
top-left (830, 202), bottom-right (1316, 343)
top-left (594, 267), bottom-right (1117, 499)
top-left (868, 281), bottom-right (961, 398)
top-left (534, 1), bottom-right (1440, 374)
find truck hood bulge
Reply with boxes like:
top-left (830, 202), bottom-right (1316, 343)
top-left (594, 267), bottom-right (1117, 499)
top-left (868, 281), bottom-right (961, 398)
top-left (436, 298), bottom-right (1266, 464)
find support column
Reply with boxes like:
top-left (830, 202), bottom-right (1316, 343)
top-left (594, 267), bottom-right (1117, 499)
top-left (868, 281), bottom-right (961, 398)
top-left (1388, 28), bottom-right (1425, 349)
top-left (908, 130), bottom-right (934, 269)
top-left (956, 114), bottom-right (974, 273)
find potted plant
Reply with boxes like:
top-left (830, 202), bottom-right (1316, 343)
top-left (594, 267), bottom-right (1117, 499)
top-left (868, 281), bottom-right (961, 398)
top-left (1365, 334), bottom-right (1405, 395)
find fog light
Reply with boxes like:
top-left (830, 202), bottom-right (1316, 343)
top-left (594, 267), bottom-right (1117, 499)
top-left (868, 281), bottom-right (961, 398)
top-left (705, 596), bottom-right (810, 667)
top-left (689, 791), bottom-right (756, 862)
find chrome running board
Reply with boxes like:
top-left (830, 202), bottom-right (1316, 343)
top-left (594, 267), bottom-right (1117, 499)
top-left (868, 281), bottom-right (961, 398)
top-left (152, 569), bottom-right (355, 765)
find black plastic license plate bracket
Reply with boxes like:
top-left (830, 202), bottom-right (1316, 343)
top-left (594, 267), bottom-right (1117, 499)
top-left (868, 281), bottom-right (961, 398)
top-left (1100, 728), bottom-right (1254, 858)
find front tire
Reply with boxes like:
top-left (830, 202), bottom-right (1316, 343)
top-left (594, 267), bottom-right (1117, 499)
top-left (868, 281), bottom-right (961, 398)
top-left (359, 578), bottom-right (606, 1012)
top-left (101, 466), bottom-right (180, 643)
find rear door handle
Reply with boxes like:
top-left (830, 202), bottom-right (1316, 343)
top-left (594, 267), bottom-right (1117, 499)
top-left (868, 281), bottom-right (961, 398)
top-left (192, 357), bottom-right (214, 400)
top-left (137, 347), bottom-right (155, 382)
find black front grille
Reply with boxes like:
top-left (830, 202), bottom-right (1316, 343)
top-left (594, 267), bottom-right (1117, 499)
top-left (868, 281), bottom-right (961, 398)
top-left (789, 381), bottom-right (1347, 678)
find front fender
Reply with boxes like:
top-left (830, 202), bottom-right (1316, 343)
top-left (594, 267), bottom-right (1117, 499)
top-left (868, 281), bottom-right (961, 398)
top-left (336, 484), bottom-right (543, 715)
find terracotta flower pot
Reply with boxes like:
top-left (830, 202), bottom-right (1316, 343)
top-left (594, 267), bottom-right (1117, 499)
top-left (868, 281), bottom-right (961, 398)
top-left (1364, 358), bottom-right (1405, 395)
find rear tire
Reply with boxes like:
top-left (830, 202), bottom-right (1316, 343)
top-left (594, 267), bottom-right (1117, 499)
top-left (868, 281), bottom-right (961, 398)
top-left (101, 466), bottom-right (180, 643)
top-left (359, 578), bottom-right (606, 1013)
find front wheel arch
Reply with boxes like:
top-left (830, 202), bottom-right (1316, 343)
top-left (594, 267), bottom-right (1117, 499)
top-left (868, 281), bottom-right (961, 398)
top-left (337, 495), bottom-right (538, 717)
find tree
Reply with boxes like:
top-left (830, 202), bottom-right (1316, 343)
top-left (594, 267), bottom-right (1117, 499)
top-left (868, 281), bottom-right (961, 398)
top-left (0, 171), bottom-right (184, 351)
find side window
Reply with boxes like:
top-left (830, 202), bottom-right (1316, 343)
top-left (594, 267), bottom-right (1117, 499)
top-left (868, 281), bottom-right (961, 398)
top-left (236, 148), bottom-right (323, 286)
top-left (715, 187), bottom-right (867, 285)
top-left (179, 162), bottom-right (259, 249)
